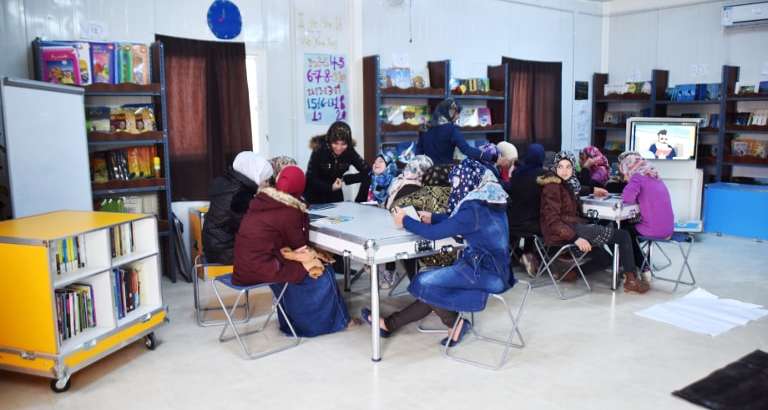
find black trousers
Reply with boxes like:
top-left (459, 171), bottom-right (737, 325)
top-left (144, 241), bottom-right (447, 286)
top-left (383, 267), bottom-right (458, 332)
top-left (384, 300), bottom-right (458, 332)
top-left (579, 228), bottom-right (637, 274)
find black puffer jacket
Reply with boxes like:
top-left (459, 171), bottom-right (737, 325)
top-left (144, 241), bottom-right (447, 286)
top-left (304, 136), bottom-right (371, 204)
top-left (202, 168), bottom-right (258, 264)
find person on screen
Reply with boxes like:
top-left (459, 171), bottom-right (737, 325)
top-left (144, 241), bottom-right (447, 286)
top-left (649, 129), bottom-right (677, 159)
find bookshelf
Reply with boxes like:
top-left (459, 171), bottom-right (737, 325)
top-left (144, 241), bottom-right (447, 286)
top-left (362, 55), bottom-right (510, 162)
top-left (0, 211), bottom-right (167, 392)
top-left (591, 70), bottom-right (667, 162)
top-left (31, 39), bottom-right (177, 282)
top-left (592, 66), bottom-right (768, 185)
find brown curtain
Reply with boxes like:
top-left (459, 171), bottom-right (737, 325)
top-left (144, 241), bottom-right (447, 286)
top-left (502, 57), bottom-right (562, 153)
top-left (157, 35), bottom-right (252, 200)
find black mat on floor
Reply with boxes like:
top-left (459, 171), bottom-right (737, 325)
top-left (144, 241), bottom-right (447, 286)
top-left (673, 350), bottom-right (768, 410)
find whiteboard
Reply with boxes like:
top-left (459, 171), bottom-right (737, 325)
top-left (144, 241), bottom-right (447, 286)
top-left (1, 78), bottom-right (92, 218)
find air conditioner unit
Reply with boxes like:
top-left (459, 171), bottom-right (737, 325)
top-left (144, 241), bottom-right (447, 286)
top-left (722, 2), bottom-right (768, 27)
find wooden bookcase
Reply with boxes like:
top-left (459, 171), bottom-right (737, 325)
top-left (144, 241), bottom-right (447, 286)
top-left (362, 55), bottom-right (509, 162)
top-left (0, 211), bottom-right (167, 392)
top-left (31, 40), bottom-right (177, 281)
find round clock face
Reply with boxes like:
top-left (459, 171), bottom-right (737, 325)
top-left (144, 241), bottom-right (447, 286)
top-left (207, 0), bottom-right (242, 40)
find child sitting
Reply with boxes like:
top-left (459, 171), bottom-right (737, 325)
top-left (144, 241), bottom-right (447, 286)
top-left (367, 152), bottom-right (398, 205)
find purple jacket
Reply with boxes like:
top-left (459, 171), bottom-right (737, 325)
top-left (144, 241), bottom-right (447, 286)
top-left (622, 174), bottom-right (674, 239)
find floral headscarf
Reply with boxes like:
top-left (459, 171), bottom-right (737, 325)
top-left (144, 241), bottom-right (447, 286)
top-left (619, 151), bottom-right (659, 179)
top-left (581, 146), bottom-right (610, 186)
top-left (269, 155), bottom-right (297, 178)
top-left (385, 155), bottom-right (433, 209)
top-left (551, 151), bottom-right (581, 195)
top-left (447, 158), bottom-right (508, 216)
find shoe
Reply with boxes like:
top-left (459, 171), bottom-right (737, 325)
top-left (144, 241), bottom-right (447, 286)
top-left (360, 308), bottom-right (391, 338)
top-left (559, 269), bottom-right (579, 282)
top-left (440, 319), bottom-right (472, 347)
top-left (521, 253), bottom-right (539, 277)
top-left (641, 268), bottom-right (652, 283)
top-left (378, 270), bottom-right (396, 289)
top-left (623, 272), bottom-right (650, 294)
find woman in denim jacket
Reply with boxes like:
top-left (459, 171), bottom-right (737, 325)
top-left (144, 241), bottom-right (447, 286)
top-left (362, 158), bottom-right (514, 346)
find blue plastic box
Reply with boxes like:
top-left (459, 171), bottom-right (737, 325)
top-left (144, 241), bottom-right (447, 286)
top-left (703, 183), bottom-right (768, 240)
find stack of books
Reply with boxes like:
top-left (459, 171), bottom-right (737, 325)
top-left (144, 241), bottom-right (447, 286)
top-left (55, 284), bottom-right (96, 342)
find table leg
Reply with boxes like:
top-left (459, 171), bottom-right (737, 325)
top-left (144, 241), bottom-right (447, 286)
top-left (370, 263), bottom-right (381, 362)
top-left (343, 251), bottom-right (351, 292)
top-left (612, 220), bottom-right (622, 291)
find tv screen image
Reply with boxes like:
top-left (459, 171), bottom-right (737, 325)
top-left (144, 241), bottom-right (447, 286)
top-left (630, 120), bottom-right (698, 160)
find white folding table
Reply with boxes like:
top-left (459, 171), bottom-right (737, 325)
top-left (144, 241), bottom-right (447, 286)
top-left (308, 202), bottom-right (461, 362)
top-left (580, 195), bottom-right (640, 290)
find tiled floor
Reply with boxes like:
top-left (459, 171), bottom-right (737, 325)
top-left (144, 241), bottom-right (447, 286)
top-left (2, 234), bottom-right (767, 409)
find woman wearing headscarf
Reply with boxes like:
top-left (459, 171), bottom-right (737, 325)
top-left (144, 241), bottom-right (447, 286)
top-left (367, 152), bottom-right (399, 205)
top-left (578, 146), bottom-right (611, 187)
top-left (268, 155), bottom-right (297, 185)
top-left (234, 165), bottom-right (349, 336)
top-left (202, 152), bottom-right (273, 264)
top-left (304, 121), bottom-right (371, 204)
top-left (505, 144), bottom-right (546, 274)
top-left (384, 155), bottom-right (434, 209)
top-left (619, 151), bottom-right (674, 270)
top-left (414, 98), bottom-right (484, 165)
top-left (362, 158), bottom-right (513, 346)
top-left (538, 151), bottom-right (648, 293)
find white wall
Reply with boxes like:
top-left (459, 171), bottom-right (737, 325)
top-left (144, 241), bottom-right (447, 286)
top-left (604, 0), bottom-right (768, 179)
top-left (362, 0), bottom-right (604, 152)
top-left (0, 0), bottom-right (357, 172)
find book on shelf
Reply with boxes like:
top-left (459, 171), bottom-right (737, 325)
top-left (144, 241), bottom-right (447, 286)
top-left (378, 105), bottom-right (430, 126)
top-left (51, 235), bottom-right (87, 275)
top-left (116, 43), bottom-right (151, 85)
top-left (91, 42), bottom-right (116, 84)
top-left (450, 78), bottom-right (491, 94)
top-left (95, 194), bottom-right (160, 216)
top-left (748, 110), bottom-right (768, 127)
top-left (603, 81), bottom-right (650, 97)
top-left (55, 283), bottom-right (96, 343)
top-left (734, 112), bottom-right (752, 126)
top-left (110, 223), bottom-right (135, 259)
top-left (106, 104), bottom-right (156, 133)
top-left (734, 82), bottom-right (758, 95)
top-left (411, 66), bottom-right (430, 88)
top-left (457, 105), bottom-right (493, 127)
top-left (112, 267), bottom-right (141, 319)
top-left (602, 111), bottom-right (638, 125)
top-left (35, 39), bottom-right (152, 85)
top-left (382, 67), bottom-right (411, 89)
top-left (90, 146), bottom-right (160, 182)
top-left (680, 113), bottom-right (708, 128)
top-left (760, 81), bottom-right (768, 94)
top-left (708, 113), bottom-right (720, 128)
top-left (731, 139), bottom-right (768, 159)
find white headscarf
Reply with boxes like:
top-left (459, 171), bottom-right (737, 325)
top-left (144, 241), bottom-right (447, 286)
top-left (232, 152), bottom-right (273, 185)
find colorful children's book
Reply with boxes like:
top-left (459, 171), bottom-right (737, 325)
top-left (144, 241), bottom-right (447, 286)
top-left (91, 42), bottom-right (116, 84)
top-left (117, 43), bottom-right (133, 84)
top-left (41, 46), bottom-right (81, 85)
top-left (41, 41), bottom-right (92, 85)
top-left (131, 44), bottom-right (150, 84)
top-left (477, 107), bottom-right (492, 126)
top-left (384, 67), bottom-right (411, 89)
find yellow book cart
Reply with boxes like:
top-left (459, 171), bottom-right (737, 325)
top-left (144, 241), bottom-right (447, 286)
top-left (0, 211), bottom-right (168, 392)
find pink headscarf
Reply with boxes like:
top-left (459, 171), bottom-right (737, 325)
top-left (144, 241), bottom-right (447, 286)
top-left (619, 152), bottom-right (659, 179)
top-left (581, 146), bottom-right (610, 185)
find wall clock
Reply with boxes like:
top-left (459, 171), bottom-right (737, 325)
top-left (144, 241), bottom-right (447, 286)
top-left (207, 0), bottom-right (242, 40)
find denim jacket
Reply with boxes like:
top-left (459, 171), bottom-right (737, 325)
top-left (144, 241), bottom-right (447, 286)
top-left (403, 199), bottom-right (513, 312)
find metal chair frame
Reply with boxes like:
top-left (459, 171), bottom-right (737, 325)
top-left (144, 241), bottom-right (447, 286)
top-left (637, 234), bottom-right (695, 292)
top-left (193, 254), bottom-right (250, 327)
top-left (212, 275), bottom-right (301, 359)
top-left (443, 281), bottom-right (532, 370)
top-left (532, 236), bottom-right (591, 299)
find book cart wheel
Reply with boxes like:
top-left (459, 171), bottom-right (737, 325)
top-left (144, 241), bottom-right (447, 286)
top-left (144, 332), bottom-right (157, 350)
top-left (50, 376), bottom-right (71, 393)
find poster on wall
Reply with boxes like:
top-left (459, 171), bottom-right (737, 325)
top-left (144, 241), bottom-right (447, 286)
top-left (303, 53), bottom-right (348, 124)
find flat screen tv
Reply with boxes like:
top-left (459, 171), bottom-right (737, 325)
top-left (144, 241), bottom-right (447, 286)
top-left (627, 117), bottom-right (699, 160)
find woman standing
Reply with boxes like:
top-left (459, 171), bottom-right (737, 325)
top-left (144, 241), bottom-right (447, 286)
top-left (415, 98), bottom-right (483, 165)
top-left (305, 121), bottom-right (371, 204)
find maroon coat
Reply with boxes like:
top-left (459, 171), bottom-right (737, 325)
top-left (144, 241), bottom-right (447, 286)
top-left (233, 188), bottom-right (309, 286)
top-left (537, 172), bottom-right (586, 245)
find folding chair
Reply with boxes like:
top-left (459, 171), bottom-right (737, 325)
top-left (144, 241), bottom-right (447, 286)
top-left (443, 281), bottom-right (532, 370)
top-left (193, 254), bottom-right (250, 326)
top-left (532, 236), bottom-right (591, 299)
top-left (637, 232), bottom-right (695, 292)
top-left (212, 274), bottom-right (301, 359)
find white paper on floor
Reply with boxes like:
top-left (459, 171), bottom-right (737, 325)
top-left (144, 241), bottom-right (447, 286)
top-left (635, 288), bottom-right (768, 336)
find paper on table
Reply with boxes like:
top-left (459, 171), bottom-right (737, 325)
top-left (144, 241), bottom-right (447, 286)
top-left (401, 205), bottom-right (420, 221)
top-left (635, 288), bottom-right (768, 337)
